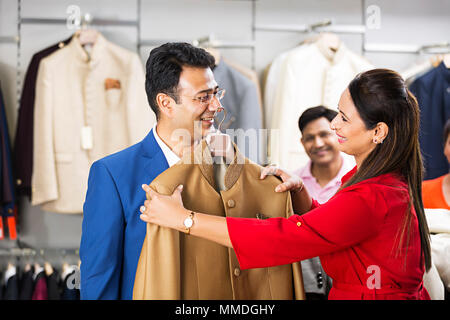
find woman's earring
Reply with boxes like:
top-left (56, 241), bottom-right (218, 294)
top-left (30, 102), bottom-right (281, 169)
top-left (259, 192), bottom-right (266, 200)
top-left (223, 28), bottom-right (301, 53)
top-left (373, 138), bottom-right (378, 144)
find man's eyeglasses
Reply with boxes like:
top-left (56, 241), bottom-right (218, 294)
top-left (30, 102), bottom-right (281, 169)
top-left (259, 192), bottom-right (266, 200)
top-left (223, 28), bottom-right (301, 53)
top-left (190, 89), bottom-right (226, 107)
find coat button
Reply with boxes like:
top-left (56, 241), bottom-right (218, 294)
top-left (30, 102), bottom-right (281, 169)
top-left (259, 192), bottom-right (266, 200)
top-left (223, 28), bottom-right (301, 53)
top-left (234, 267), bottom-right (241, 277)
top-left (16, 179), bottom-right (22, 186)
top-left (7, 208), bottom-right (13, 214)
top-left (296, 222), bottom-right (302, 227)
top-left (227, 199), bottom-right (235, 208)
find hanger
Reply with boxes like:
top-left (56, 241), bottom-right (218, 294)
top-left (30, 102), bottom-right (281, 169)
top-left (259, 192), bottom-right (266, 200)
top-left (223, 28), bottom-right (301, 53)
top-left (206, 108), bottom-right (234, 162)
top-left (77, 13), bottom-right (98, 46)
top-left (4, 262), bottom-right (17, 283)
top-left (44, 262), bottom-right (54, 277)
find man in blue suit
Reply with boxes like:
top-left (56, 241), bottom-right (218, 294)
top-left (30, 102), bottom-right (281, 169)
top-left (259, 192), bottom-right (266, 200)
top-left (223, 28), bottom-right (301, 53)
top-left (80, 42), bottom-right (224, 299)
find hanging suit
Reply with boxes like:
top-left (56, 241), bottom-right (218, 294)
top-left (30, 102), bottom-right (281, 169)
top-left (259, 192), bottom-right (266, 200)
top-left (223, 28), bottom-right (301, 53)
top-left (61, 268), bottom-right (80, 300)
top-left (47, 271), bottom-right (61, 300)
top-left (0, 83), bottom-right (17, 240)
top-left (32, 268), bottom-right (48, 300)
top-left (409, 62), bottom-right (450, 180)
top-left (19, 268), bottom-right (34, 300)
top-left (133, 140), bottom-right (305, 300)
top-left (213, 60), bottom-right (263, 164)
top-left (269, 42), bottom-right (373, 171)
top-left (3, 265), bottom-right (19, 300)
top-left (32, 33), bottom-right (156, 213)
top-left (14, 37), bottom-right (72, 199)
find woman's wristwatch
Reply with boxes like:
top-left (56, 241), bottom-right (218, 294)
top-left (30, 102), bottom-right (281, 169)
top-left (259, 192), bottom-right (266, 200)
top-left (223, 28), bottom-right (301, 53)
top-left (183, 211), bottom-right (195, 234)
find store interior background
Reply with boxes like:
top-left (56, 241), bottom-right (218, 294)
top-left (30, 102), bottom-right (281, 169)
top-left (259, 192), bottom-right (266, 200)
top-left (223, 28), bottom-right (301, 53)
top-left (0, 0), bottom-right (449, 265)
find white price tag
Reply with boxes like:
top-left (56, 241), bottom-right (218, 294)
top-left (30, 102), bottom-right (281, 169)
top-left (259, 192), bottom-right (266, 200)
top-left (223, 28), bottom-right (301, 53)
top-left (81, 126), bottom-right (93, 150)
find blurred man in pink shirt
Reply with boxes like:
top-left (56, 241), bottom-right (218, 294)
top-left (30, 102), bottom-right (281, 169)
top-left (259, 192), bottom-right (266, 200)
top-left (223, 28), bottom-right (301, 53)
top-left (294, 106), bottom-right (355, 299)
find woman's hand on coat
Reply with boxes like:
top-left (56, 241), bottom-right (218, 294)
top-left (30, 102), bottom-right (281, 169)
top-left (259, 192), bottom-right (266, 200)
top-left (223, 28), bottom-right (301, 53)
top-left (260, 165), bottom-right (304, 194)
top-left (139, 184), bottom-right (189, 232)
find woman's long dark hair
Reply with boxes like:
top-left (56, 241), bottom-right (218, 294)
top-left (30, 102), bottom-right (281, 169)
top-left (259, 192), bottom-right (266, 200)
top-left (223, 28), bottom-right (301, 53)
top-left (342, 69), bottom-right (431, 271)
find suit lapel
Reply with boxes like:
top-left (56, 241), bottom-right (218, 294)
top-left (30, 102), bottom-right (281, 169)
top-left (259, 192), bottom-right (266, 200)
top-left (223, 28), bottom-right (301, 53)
top-left (141, 128), bottom-right (169, 182)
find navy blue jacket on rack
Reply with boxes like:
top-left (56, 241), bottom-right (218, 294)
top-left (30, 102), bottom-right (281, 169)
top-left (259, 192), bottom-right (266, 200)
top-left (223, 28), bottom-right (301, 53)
top-left (0, 83), bottom-right (17, 239)
top-left (409, 62), bottom-right (450, 180)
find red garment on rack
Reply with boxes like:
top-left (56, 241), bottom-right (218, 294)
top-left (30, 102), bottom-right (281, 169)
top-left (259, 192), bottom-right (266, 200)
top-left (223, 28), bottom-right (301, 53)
top-left (32, 272), bottom-right (48, 300)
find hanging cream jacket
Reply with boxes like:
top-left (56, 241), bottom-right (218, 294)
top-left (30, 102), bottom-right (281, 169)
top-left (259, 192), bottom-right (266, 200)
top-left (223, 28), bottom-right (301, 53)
top-left (268, 42), bottom-right (373, 171)
top-left (133, 140), bottom-right (305, 300)
top-left (31, 33), bottom-right (155, 213)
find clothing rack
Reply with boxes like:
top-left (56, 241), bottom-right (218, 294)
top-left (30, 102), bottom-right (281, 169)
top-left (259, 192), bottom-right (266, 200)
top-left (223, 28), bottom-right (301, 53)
top-left (192, 33), bottom-right (256, 48)
top-left (0, 36), bottom-right (19, 43)
top-left (140, 37), bottom-right (256, 49)
top-left (0, 247), bottom-right (79, 257)
top-left (363, 41), bottom-right (450, 54)
top-left (20, 17), bottom-right (139, 27)
top-left (254, 19), bottom-right (366, 35)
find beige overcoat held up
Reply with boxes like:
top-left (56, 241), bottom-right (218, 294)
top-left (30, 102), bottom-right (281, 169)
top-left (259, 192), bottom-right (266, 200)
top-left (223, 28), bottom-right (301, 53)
top-left (133, 141), bottom-right (305, 300)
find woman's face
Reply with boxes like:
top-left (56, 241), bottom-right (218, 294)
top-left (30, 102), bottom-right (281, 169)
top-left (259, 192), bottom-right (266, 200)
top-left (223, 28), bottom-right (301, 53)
top-left (444, 134), bottom-right (450, 164)
top-left (330, 88), bottom-right (376, 161)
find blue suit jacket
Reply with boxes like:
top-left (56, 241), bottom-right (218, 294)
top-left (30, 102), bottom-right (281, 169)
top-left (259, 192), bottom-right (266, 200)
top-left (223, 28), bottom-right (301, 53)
top-left (80, 129), bottom-right (169, 299)
top-left (409, 62), bottom-right (450, 180)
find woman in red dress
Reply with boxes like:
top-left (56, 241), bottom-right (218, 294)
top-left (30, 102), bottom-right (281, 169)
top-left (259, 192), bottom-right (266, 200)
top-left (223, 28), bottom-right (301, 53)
top-left (139, 69), bottom-right (432, 300)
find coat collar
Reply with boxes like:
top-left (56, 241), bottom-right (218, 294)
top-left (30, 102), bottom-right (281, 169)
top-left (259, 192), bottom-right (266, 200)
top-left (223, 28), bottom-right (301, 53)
top-left (69, 31), bottom-right (106, 66)
top-left (140, 129), bottom-right (170, 181)
top-left (437, 61), bottom-right (450, 83)
top-left (314, 39), bottom-right (347, 64)
top-left (141, 128), bottom-right (165, 160)
top-left (179, 139), bottom-right (246, 191)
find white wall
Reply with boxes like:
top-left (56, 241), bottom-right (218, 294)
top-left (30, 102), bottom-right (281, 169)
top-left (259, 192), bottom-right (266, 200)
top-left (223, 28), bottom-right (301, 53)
top-left (0, 0), bottom-right (448, 257)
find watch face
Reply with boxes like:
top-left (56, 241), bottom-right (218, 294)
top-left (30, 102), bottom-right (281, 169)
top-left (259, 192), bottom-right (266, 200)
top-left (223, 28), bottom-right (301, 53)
top-left (184, 218), bottom-right (193, 228)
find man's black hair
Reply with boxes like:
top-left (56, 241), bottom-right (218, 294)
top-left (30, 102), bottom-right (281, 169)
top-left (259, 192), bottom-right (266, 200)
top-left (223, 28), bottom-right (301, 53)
top-left (298, 106), bottom-right (338, 133)
top-left (145, 42), bottom-right (215, 119)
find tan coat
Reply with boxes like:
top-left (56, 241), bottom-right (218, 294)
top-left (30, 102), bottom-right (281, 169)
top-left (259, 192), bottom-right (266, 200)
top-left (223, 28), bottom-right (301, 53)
top-left (31, 33), bottom-right (156, 213)
top-left (133, 141), bottom-right (305, 300)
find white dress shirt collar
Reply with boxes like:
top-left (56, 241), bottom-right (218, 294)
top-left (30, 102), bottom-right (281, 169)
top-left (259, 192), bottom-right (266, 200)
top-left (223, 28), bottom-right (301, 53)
top-left (152, 124), bottom-right (181, 167)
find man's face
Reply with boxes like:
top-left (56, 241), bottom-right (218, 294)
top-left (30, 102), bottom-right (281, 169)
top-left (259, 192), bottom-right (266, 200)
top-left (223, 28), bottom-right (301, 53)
top-left (301, 117), bottom-right (341, 166)
top-left (171, 66), bottom-right (221, 142)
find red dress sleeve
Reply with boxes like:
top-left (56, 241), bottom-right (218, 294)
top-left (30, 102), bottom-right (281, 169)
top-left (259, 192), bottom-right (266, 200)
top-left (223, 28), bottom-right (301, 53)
top-left (226, 184), bottom-right (388, 270)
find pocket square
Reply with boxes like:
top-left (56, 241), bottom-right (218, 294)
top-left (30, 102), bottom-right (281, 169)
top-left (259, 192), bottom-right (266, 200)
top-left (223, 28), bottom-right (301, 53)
top-left (105, 78), bottom-right (121, 90)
